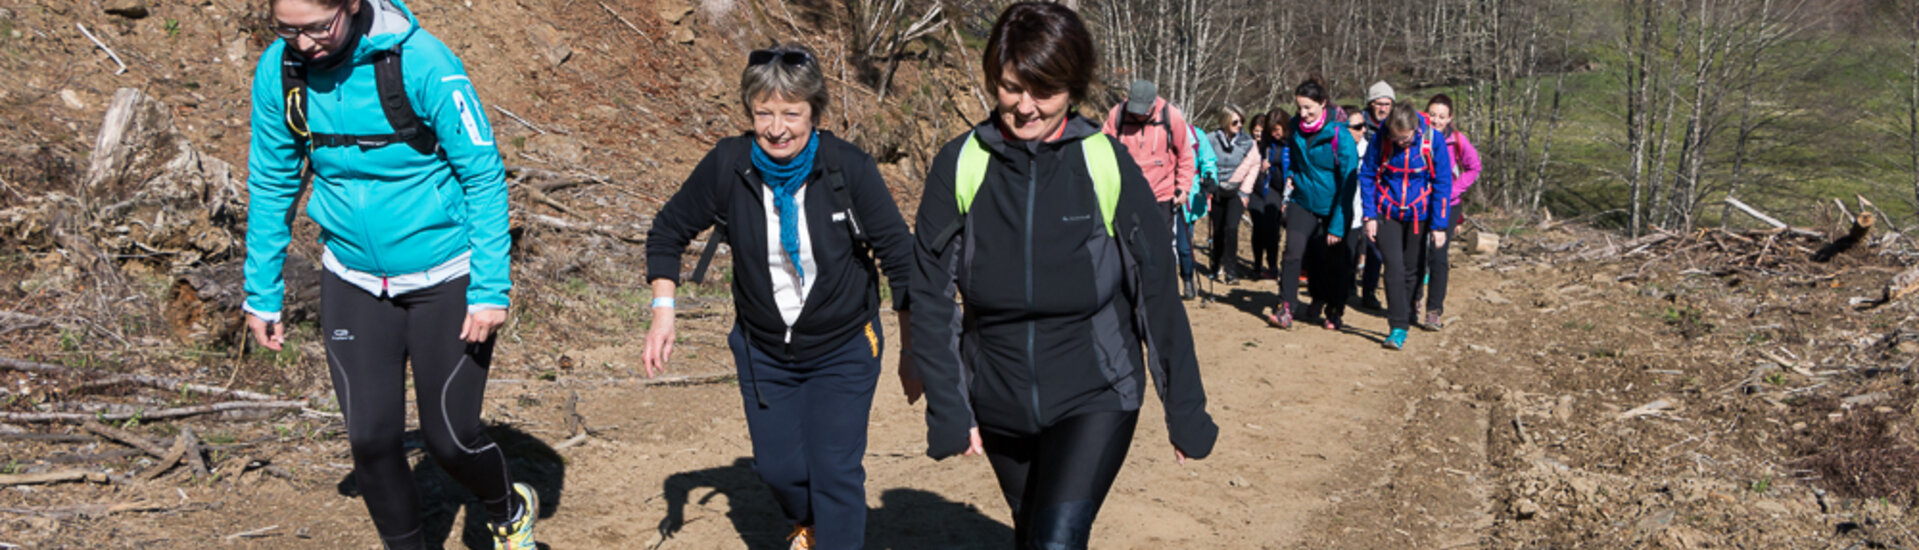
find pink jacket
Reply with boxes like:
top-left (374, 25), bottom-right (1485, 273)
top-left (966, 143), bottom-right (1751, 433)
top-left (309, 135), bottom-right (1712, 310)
top-left (1227, 147), bottom-right (1262, 195)
top-left (1446, 130), bottom-right (1482, 206)
top-left (1102, 98), bottom-right (1196, 202)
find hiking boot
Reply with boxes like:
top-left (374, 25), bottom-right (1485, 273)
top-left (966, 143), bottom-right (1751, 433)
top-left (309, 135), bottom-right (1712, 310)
top-left (1422, 310), bottom-right (1445, 331)
top-left (1220, 267), bottom-right (1239, 285)
top-left (1298, 303), bottom-right (1325, 325)
top-left (787, 525), bottom-right (816, 550)
top-left (1323, 317), bottom-right (1344, 331)
top-left (1182, 278), bottom-right (1197, 301)
top-left (1261, 268), bottom-right (1278, 280)
top-left (489, 482), bottom-right (539, 550)
top-left (1264, 303), bottom-right (1293, 329)
top-left (1360, 295), bottom-right (1384, 311)
top-left (1383, 328), bottom-right (1408, 351)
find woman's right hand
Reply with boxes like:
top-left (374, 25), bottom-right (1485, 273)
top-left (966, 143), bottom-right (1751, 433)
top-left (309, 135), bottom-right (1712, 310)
top-left (642, 309), bottom-right (676, 378)
top-left (1365, 219), bottom-right (1379, 241)
top-left (963, 427), bottom-right (985, 456)
top-left (246, 313), bottom-right (285, 351)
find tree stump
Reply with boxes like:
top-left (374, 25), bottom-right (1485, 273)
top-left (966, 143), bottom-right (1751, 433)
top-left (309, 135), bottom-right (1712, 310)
top-left (166, 254), bottom-right (320, 348)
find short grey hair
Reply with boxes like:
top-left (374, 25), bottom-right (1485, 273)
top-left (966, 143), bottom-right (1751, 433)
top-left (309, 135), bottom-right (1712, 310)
top-left (740, 44), bottom-right (828, 125)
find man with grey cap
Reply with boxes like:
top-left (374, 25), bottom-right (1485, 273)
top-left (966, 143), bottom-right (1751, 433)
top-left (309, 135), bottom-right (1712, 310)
top-left (1362, 80), bottom-right (1396, 141)
top-left (1102, 79), bottom-right (1197, 227)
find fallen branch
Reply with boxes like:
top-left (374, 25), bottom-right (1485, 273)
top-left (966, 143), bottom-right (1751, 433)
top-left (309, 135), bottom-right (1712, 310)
top-left (1, 357), bottom-right (279, 401)
top-left (74, 23), bottom-right (128, 75)
top-left (493, 105), bottom-right (547, 135)
top-left (525, 213), bottom-right (646, 245)
top-left (598, 1), bottom-right (649, 39)
top-left (225, 525), bottom-right (280, 541)
top-left (0, 500), bottom-right (189, 520)
top-left (81, 422), bottom-right (171, 458)
top-left (1724, 197), bottom-right (1825, 240)
top-left (1, 400), bottom-right (307, 424)
top-left (0, 432), bottom-right (96, 444)
top-left (0, 470), bottom-right (108, 486)
top-left (504, 165), bottom-right (609, 193)
top-left (1852, 264), bottom-right (1919, 310)
top-left (139, 431), bottom-right (193, 481)
top-left (1616, 399), bottom-right (1675, 420)
top-left (0, 311), bottom-right (52, 333)
top-left (179, 428), bottom-right (209, 477)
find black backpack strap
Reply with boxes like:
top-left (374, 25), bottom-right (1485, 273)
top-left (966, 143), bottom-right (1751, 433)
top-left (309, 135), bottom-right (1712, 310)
top-left (283, 49), bottom-right (438, 156)
top-left (281, 49), bottom-right (311, 151)
top-left (370, 51), bottom-right (438, 156)
top-left (822, 169), bottom-right (869, 250)
top-left (689, 169), bottom-right (741, 285)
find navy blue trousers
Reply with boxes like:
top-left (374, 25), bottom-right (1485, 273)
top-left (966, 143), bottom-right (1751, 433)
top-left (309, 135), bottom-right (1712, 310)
top-left (729, 319), bottom-right (882, 550)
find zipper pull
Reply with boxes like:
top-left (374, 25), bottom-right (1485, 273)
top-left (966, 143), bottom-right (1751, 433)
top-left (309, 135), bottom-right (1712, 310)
top-left (784, 328), bottom-right (793, 344)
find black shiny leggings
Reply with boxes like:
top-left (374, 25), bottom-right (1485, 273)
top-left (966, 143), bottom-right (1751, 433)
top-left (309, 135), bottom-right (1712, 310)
top-left (322, 272), bottom-right (515, 549)
top-left (982, 410), bottom-right (1138, 550)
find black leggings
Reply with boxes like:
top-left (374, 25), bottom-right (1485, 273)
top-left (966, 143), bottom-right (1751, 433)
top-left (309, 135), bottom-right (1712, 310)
top-left (1412, 227), bottom-right (1452, 314)
top-left (982, 410), bottom-right (1139, 550)
top-left (1278, 202), bottom-right (1354, 321)
top-left (1248, 193), bottom-right (1282, 274)
top-left (322, 272), bottom-right (515, 549)
top-left (1374, 218), bottom-right (1425, 330)
top-left (1209, 193), bottom-right (1245, 275)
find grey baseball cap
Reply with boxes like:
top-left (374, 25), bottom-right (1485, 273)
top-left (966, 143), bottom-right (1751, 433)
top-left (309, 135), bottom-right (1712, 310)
top-left (1126, 80), bottom-right (1158, 116)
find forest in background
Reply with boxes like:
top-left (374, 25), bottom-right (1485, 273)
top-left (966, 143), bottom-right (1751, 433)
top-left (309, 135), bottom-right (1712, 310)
top-left (900, 0), bottom-right (1919, 237)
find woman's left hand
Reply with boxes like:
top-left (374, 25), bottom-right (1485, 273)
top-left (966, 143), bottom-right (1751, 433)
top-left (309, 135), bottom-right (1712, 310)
top-left (1174, 447), bottom-right (1188, 466)
top-left (461, 308), bottom-right (507, 343)
top-left (1432, 230), bottom-right (1449, 248)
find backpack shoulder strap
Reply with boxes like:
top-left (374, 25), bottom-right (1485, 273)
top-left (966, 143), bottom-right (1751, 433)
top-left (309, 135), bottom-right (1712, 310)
top-left (955, 130), bottom-right (991, 215)
top-left (1081, 134), bottom-right (1122, 237)
top-left (689, 167), bottom-right (741, 285)
top-left (281, 48), bottom-right (310, 151)
top-left (371, 50), bottom-right (438, 157)
top-left (822, 168), bottom-right (869, 249)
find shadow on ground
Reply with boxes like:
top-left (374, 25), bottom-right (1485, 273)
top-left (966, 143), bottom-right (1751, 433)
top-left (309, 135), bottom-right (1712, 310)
top-left (335, 424), bottom-right (566, 549)
top-left (656, 457), bottom-right (1013, 549)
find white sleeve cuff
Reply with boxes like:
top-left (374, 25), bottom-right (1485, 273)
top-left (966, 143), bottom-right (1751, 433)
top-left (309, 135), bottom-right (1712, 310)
top-left (242, 303), bottom-right (282, 324)
top-left (468, 303), bottom-right (508, 315)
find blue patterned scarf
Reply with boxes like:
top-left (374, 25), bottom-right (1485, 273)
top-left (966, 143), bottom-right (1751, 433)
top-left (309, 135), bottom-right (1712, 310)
top-left (749, 131), bottom-right (820, 284)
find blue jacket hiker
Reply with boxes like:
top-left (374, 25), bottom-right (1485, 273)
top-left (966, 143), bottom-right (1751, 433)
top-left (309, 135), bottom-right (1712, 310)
top-left (240, 1), bottom-right (535, 548)
top-left (1359, 110), bottom-right (1455, 350)
top-left (1267, 86), bottom-right (1361, 332)
top-left (1359, 113), bottom-right (1454, 233)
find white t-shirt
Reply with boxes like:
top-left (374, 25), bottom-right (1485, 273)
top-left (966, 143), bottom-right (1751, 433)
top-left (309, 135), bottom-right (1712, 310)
top-left (762, 186), bottom-right (817, 326)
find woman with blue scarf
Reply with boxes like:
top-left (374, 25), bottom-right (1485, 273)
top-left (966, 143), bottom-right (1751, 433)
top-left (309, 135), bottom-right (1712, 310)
top-left (641, 44), bottom-right (917, 550)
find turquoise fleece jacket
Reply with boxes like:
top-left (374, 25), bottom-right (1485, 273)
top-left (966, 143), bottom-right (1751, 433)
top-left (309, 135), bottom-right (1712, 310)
top-left (244, 0), bottom-right (510, 316)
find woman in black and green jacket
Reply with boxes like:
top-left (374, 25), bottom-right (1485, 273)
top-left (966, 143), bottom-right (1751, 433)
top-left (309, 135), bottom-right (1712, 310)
top-left (907, 4), bottom-right (1217, 548)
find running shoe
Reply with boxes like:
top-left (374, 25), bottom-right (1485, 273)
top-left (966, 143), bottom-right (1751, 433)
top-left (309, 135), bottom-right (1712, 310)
top-left (1323, 317), bottom-right (1343, 331)
top-left (1422, 310), bottom-right (1445, 331)
top-left (1264, 303), bottom-right (1293, 329)
top-left (788, 525), bottom-right (816, 550)
top-left (1384, 328), bottom-right (1408, 350)
top-left (1182, 278), bottom-right (1197, 301)
top-left (490, 482), bottom-right (539, 550)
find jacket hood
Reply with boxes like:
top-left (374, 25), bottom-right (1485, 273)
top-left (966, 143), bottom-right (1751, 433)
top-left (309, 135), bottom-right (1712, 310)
top-left (350, 0), bottom-right (419, 61)
top-left (972, 112), bottom-right (1104, 155)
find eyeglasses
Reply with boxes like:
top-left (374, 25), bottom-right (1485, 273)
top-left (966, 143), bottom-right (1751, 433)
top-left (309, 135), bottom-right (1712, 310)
top-left (272, 7), bottom-right (346, 40)
top-left (749, 49), bottom-right (813, 67)
top-left (1349, 124), bottom-right (1367, 130)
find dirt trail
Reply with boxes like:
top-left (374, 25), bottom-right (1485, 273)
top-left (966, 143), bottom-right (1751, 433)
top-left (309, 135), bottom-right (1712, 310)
top-left (6, 261), bottom-right (1502, 549)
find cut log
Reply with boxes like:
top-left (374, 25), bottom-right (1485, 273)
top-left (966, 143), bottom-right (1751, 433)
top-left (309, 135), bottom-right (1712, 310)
top-left (1812, 212), bottom-right (1874, 262)
top-left (1, 357), bottom-right (279, 402)
top-left (166, 254), bottom-right (319, 348)
top-left (1472, 231), bottom-right (1500, 256)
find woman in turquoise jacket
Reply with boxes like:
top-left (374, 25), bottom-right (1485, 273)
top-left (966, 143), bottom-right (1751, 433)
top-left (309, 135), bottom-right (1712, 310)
top-left (242, 0), bottom-right (535, 548)
top-left (1268, 77), bottom-right (1359, 331)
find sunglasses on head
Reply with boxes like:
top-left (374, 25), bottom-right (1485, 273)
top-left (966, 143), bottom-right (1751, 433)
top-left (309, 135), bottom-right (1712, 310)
top-left (749, 49), bottom-right (812, 67)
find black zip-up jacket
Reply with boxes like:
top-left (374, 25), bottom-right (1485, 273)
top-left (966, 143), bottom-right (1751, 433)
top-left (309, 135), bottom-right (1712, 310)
top-left (910, 115), bottom-right (1218, 460)
top-left (646, 132), bottom-right (913, 362)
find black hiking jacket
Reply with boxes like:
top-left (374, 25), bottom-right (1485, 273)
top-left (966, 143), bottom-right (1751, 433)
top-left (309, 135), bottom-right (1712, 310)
top-left (646, 132), bottom-right (913, 362)
top-left (910, 115), bottom-right (1218, 460)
